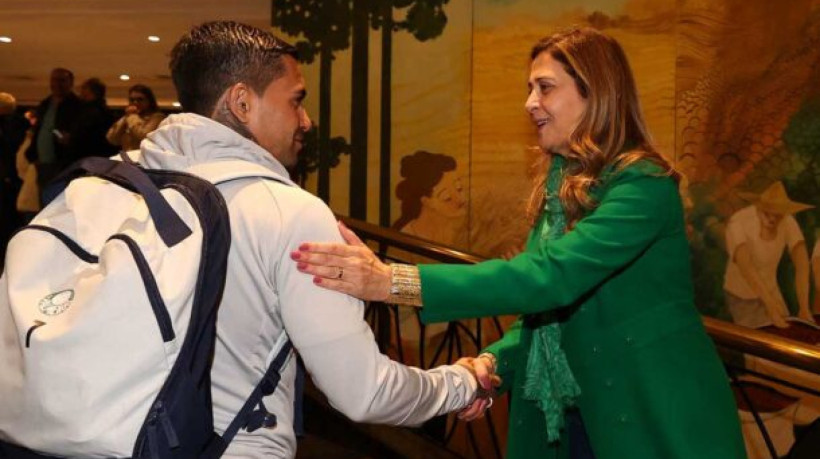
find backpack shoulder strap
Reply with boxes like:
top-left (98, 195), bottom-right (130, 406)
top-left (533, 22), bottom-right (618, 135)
top-left (44, 155), bottom-right (193, 247)
top-left (201, 332), bottom-right (294, 458)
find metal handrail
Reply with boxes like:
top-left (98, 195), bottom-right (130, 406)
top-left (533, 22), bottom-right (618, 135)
top-left (339, 215), bottom-right (820, 376)
top-left (339, 216), bottom-right (484, 264)
top-left (703, 317), bottom-right (820, 375)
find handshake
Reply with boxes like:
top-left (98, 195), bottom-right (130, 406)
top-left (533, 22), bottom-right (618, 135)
top-left (455, 353), bottom-right (503, 421)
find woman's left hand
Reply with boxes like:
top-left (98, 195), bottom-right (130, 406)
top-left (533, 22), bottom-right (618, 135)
top-left (293, 221), bottom-right (392, 301)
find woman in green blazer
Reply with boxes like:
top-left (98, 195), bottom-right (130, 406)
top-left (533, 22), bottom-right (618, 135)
top-left (292, 28), bottom-right (746, 459)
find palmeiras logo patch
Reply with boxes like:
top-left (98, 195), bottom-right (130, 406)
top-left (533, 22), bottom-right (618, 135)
top-left (38, 289), bottom-right (74, 316)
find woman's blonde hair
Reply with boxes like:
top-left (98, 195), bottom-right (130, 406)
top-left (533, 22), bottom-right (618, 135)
top-left (526, 28), bottom-right (678, 229)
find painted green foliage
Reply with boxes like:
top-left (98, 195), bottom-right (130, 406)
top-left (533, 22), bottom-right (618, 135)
top-left (688, 181), bottom-right (730, 319)
top-left (783, 98), bottom-right (820, 207)
top-left (779, 98), bottom-right (820, 309)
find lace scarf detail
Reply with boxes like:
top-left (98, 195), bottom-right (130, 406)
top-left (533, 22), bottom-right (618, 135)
top-left (521, 154), bottom-right (582, 443)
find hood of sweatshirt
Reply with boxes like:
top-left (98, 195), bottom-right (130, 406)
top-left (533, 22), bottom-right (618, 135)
top-left (138, 112), bottom-right (294, 185)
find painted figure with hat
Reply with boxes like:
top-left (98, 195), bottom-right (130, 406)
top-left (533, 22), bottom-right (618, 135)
top-left (724, 181), bottom-right (816, 328)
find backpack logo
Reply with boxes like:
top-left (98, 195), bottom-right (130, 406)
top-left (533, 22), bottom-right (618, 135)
top-left (38, 289), bottom-right (75, 316)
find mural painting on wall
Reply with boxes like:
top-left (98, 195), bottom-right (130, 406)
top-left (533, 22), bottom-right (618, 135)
top-left (273, 0), bottom-right (466, 229)
top-left (678, 1), bottom-right (820, 455)
top-left (272, 2), bottom-right (486, 456)
top-left (393, 151), bottom-right (467, 247)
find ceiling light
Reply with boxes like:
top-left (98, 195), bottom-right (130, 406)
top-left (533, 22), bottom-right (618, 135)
top-left (172, 102), bottom-right (181, 108)
top-left (147, 36), bottom-right (160, 43)
top-left (0, 37), bottom-right (12, 43)
top-left (119, 74), bottom-right (130, 81)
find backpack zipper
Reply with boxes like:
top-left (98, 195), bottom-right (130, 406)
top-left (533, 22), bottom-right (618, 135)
top-left (143, 401), bottom-right (180, 458)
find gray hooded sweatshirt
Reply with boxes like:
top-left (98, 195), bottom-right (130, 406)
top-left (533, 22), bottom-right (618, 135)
top-left (139, 113), bottom-right (477, 458)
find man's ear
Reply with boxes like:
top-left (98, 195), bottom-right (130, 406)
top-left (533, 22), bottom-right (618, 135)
top-left (219, 82), bottom-right (254, 123)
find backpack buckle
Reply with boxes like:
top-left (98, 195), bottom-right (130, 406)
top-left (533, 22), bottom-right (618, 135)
top-left (244, 401), bottom-right (278, 432)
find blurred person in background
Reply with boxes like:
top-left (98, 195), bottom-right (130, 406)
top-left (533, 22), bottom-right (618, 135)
top-left (73, 77), bottom-right (117, 158)
top-left (0, 93), bottom-right (29, 267)
top-left (106, 84), bottom-right (165, 151)
top-left (25, 67), bottom-right (81, 190)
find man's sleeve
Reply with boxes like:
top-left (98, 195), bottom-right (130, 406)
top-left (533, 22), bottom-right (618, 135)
top-left (275, 197), bottom-right (477, 425)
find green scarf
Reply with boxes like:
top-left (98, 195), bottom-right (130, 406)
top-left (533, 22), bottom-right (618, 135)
top-left (521, 154), bottom-right (582, 443)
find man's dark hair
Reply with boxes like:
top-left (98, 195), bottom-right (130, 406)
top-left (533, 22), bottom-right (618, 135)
top-left (82, 78), bottom-right (107, 101)
top-left (169, 21), bottom-right (298, 116)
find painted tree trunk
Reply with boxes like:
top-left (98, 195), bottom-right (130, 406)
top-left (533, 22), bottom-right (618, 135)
top-left (317, 45), bottom-right (332, 202)
top-left (349, 0), bottom-right (369, 219)
top-left (379, 4), bottom-right (393, 227)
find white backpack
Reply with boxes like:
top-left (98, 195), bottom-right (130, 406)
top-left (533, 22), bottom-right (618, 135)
top-left (0, 154), bottom-right (294, 458)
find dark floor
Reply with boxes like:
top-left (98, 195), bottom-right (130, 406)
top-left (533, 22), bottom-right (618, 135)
top-left (296, 434), bottom-right (378, 459)
top-left (295, 387), bottom-right (462, 459)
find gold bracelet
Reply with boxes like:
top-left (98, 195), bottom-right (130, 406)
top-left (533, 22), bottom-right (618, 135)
top-left (387, 263), bottom-right (422, 307)
top-left (477, 352), bottom-right (497, 374)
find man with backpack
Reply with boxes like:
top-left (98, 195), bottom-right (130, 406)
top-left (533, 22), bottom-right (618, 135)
top-left (164, 21), bottom-right (486, 456)
top-left (0, 21), bottom-right (483, 458)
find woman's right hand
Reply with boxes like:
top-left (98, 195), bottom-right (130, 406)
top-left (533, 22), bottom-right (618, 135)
top-left (455, 354), bottom-right (501, 421)
top-left (293, 221), bottom-right (393, 301)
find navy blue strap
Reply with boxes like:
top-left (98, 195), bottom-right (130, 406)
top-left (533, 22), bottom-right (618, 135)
top-left (202, 340), bottom-right (294, 458)
top-left (43, 157), bottom-right (192, 248)
top-left (120, 150), bottom-right (138, 165)
top-left (293, 357), bottom-right (306, 438)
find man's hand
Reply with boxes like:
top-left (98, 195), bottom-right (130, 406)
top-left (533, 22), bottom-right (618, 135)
top-left (455, 355), bottom-right (501, 421)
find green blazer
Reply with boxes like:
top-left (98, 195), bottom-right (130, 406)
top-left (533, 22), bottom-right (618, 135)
top-left (418, 163), bottom-right (746, 459)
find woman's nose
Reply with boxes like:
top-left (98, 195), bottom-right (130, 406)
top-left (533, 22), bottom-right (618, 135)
top-left (524, 89), bottom-right (539, 113)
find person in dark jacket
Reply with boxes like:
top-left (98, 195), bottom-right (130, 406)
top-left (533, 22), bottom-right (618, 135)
top-left (26, 67), bottom-right (82, 189)
top-left (73, 78), bottom-right (117, 159)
